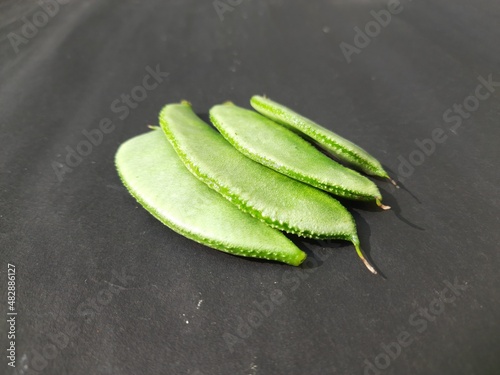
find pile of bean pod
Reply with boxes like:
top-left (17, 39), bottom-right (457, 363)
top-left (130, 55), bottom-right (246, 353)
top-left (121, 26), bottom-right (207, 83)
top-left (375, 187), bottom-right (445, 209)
top-left (115, 96), bottom-right (397, 274)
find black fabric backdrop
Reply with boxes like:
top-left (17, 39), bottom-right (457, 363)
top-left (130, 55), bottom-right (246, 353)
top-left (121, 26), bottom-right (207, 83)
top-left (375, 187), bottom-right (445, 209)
top-left (1, 1), bottom-right (499, 374)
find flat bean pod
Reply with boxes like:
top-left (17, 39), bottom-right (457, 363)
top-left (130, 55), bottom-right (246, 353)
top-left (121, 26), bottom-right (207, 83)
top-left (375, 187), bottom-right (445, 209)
top-left (160, 102), bottom-right (376, 273)
top-left (210, 102), bottom-right (389, 209)
top-left (251, 95), bottom-right (397, 185)
top-left (115, 129), bottom-right (306, 266)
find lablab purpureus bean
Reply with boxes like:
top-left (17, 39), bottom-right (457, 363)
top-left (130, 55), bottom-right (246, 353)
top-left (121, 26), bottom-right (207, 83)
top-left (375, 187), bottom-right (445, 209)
top-left (159, 101), bottom-right (377, 274)
top-left (250, 95), bottom-right (398, 186)
top-left (115, 128), bottom-right (307, 266)
top-left (210, 102), bottom-right (390, 209)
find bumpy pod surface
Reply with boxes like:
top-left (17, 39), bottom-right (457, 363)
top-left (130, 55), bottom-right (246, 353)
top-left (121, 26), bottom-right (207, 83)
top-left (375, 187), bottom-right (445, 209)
top-left (210, 103), bottom-right (385, 207)
top-left (159, 102), bottom-right (359, 242)
top-left (251, 95), bottom-right (392, 180)
top-left (115, 129), bottom-right (306, 266)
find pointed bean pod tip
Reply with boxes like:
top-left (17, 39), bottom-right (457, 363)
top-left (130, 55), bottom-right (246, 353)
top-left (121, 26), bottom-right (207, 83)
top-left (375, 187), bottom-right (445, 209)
top-left (388, 176), bottom-right (400, 188)
top-left (376, 198), bottom-right (391, 210)
top-left (352, 237), bottom-right (378, 275)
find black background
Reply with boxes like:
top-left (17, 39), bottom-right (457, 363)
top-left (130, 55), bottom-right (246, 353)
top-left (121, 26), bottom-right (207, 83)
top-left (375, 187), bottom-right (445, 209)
top-left (1, 1), bottom-right (499, 374)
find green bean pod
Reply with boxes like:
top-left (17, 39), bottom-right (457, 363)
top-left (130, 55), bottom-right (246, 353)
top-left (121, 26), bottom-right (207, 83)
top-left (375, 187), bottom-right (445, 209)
top-left (160, 102), bottom-right (377, 274)
top-left (210, 102), bottom-right (389, 209)
top-left (115, 129), bottom-right (306, 266)
top-left (251, 95), bottom-right (397, 186)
